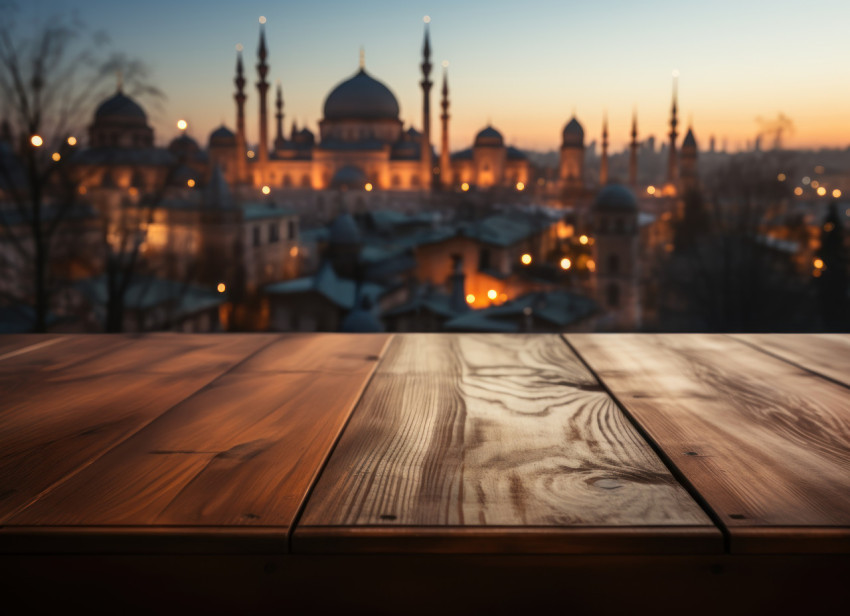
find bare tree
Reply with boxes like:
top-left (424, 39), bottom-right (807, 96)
top-left (0, 2), bottom-right (163, 331)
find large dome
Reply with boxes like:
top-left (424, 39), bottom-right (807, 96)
top-left (594, 184), bottom-right (638, 212)
top-left (323, 69), bottom-right (400, 120)
top-left (94, 91), bottom-right (147, 124)
top-left (474, 126), bottom-right (504, 148)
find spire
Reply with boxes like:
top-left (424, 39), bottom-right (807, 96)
top-left (234, 46), bottom-right (248, 184)
top-left (420, 20), bottom-right (434, 191)
top-left (256, 19), bottom-right (270, 180)
top-left (629, 110), bottom-right (638, 186)
top-left (291, 119), bottom-right (298, 141)
top-left (359, 46), bottom-right (365, 70)
top-left (600, 113), bottom-right (609, 186)
top-left (116, 69), bottom-right (123, 93)
top-left (440, 65), bottom-right (451, 189)
top-left (274, 81), bottom-right (285, 150)
top-left (667, 72), bottom-right (679, 185)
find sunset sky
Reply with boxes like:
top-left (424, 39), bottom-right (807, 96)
top-left (16, 0), bottom-right (850, 152)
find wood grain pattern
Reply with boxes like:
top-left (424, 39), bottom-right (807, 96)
top-left (567, 333), bottom-right (850, 553)
top-left (730, 333), bottom-right (850, 388)
top-left (8, 335), bottom-right (390, 543)
top-left (0, 334), bottom-right (276, 522)
top-left (297, 334), bottom-right (716, 554)
top-left (0, 334), bottom-right (65, 359)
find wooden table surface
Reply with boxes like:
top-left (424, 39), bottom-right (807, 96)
top-left (1, 333), bottom-right (848, 613)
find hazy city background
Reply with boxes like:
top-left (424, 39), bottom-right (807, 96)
top-left (1, 0), bottom-right (847, 334)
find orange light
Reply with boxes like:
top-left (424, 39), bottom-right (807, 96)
top-left (814, 165), bottom-right (825, 174)
top-left (560, 257), bottom-right (571, 270)
top-left (79, 186), bottom-right (87, 195)
top-left (177, 119), bottom-right (188, 131)
top-left (364, 182), bottom-right (373, 192)
top-left (579, 234), bottom-right (589, 245)
top-left (824, 222), bottom-right (835, 232)
top-left (487, 289), bottom-right (497, 300)
top-left (832, 189), bottom-right (842, 198)
top-left (262, 185), bottom-right (271, 195)
top-left (521, 253), bottom-right (532, 265)
top-left (647, 185), bottom-right (656, 195)
top-left (813, 269), bottom-right (822, 278)
top-left (466, 294), bottom-right (475, 304)
top-left (217, 283), bottom-right (226, 293)
top-left (461, 182), bottom-right (469, 192)
top-left (128, 187), bottom-right (138, 197)
top-left (811, 180), bottom-right (820, 189)
top-left (187, 178), bottom-right (196, 188)
top-left (67, 136), bottom-right (77, 146)
top-left (794, 187), bottom-right (803, 196)
top-left (289, 246), bottom-right (299, 257)
top-left (817, 186), bottom-right (827, 196)
top-left (30, 135), bottom-right (43, 147)
top-left (516, 181), bottom-right (525, 191)
top-left (247, 150), bottom-right (255, 158)
top-left (587, 259), bottom-right (596, 272)
top-left (259, 15), bottom-right (267, 24)
top-left (777, 173), bottom-right (786, 182)
top-left (813, 258), bottom-right (824, 269)
top-left (51, 152), bottom-right (61, 162)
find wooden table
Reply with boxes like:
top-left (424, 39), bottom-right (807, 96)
top-left (1, 333), bottom-right (848, 614)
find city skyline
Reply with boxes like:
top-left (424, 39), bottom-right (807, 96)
top-left (12, 0), bottom-right (850, 153)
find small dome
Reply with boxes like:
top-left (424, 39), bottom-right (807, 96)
top-left (594, 183), bottom-right (638, 212)
top-left (474, 126), bottom-right (504, 148)
top-left (169, 134), bottom-right (200, 151)
top-left (323, 69), bottom-right (400, 120)
top-left (209, 125), bottom-right (235, 147)
top-left (341, 296), bottom-right (384, 333)
top-left (562, 117), bottom-right (584, 147)
top-left (94, 91), bottom-right (147, 123)
top-left (329, 212), bottom-right (361, 245)
top-left (330, 165), bottom-right (368, 190)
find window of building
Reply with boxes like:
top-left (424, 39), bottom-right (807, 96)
top-left (269, 223), bottom-right (279, 243)
top-left (302, 174), bottom-right (312, 188)
top-left (607, 254), bottom-right (620, 275)
top-left (479, 248), bottom-right (492, 271)
top-left (606, 283), bottom-right (620, 308)
top-left (411, 175), bottom-right (420, 187)
top-left (614, 217), bottom-right (624, 234)
top-left (252, 225), bottom-right (261, 247)
top-left (392, 175), bottom-right (401, 188)
top-left (283, 175), bottom-right (292, 187)
top-left (288, 220), bottom-right (296, 240)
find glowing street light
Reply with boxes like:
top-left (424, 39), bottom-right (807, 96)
top-left (520, 253), bottom-right (532, 265)
top-left (817, 186), bottom-right (827, 196)
top-left (487, 289), bottom-right (498, 301)
top-left (516, 181), bottom-right (525, 191)
top-left (187, 178), bottom-right (196, 188)
top-left (461, 182), bottom-right (469, 192)
top-left (794, 187), bottom-right (803, 196)
top-left (247, 150), bottom-right (255, 158)
top-left (777, 173), bottom-right (786, 182)
top-left (364, 182), bottom-right (373, 192)
top-left (466, 294), bottom-right (475, 304)
top-left (647, 185), bottom-right (656, 195)
top-left (67, 136), bottom-right (77, 146)
top-left (217, 283), bottom-right (226, 293)
top-left (813, 258), bottom-right (824, 269)
top-left (51, 152), bottom-right (61, 162)
top-left (30, 135), bottom-right (43, 147)
top-left (587, 259), bottom-right (596, 272)
top-left (560, 257), bottom-right (572, 270)
top-left (262, 185), bottom-right (271, 195)
top-left (832, 189), bottom-right (842, 198)
top-left (579, 234), bottom-right (589, 245)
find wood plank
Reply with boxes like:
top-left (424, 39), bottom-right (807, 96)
top-left (567, 333), bottom-right (850, 554)
top-left (730, 333), bottom-right (850, 388)
top-left (0, 334), bottom-right (65, 358)
top-left (0, 334), bottom-right (276, 522)
top-left (6, 334), bottom-right (391, 550)
top-left (296, 334), bottom-right (717, 554)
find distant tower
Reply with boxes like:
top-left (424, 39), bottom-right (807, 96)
top-left (629, 111), bottom-right (638, 186)
top-left (666, 75), bottom-right (679, 186)
top-left (440, 67), bottom-right (451, 189)
top-left (420, 23), bottom-right (433, 190)
top-left (679, 126), bottom-right (698, 194)
top-left (256, 21), bottom-right (270, 184)
top-left (560, 115), bottom-right (585, 194)
top-left (599, 114), bottom-right (609, 185)
top-left (274, 82), bottom-right (285, 151)
top-left (234, 49), bottom-right (248, 185)
top-left (591, 184), bottom-right (641, 331)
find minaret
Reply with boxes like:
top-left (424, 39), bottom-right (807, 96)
top-left (420, 21), bottom-right (433, 190)
top-left (234, 47), bottom-right (248, 185)
top-left (599, 114), bottom-right (609, 186)
top-left (629, 111), bottom-right (638, 186)
top-left (290, 119), bottom-right (298, 141)
top-left (667, 74), bottom-right (679, 185)
top-left (256, 19), bottom-right (270, 184)
top-left (274, 81), bottom-right (285, 151)
top-left (439, 66), bottom-right (451, 189)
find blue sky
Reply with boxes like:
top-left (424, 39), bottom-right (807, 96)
top-left (13, 0), bottom-right (850, 151)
